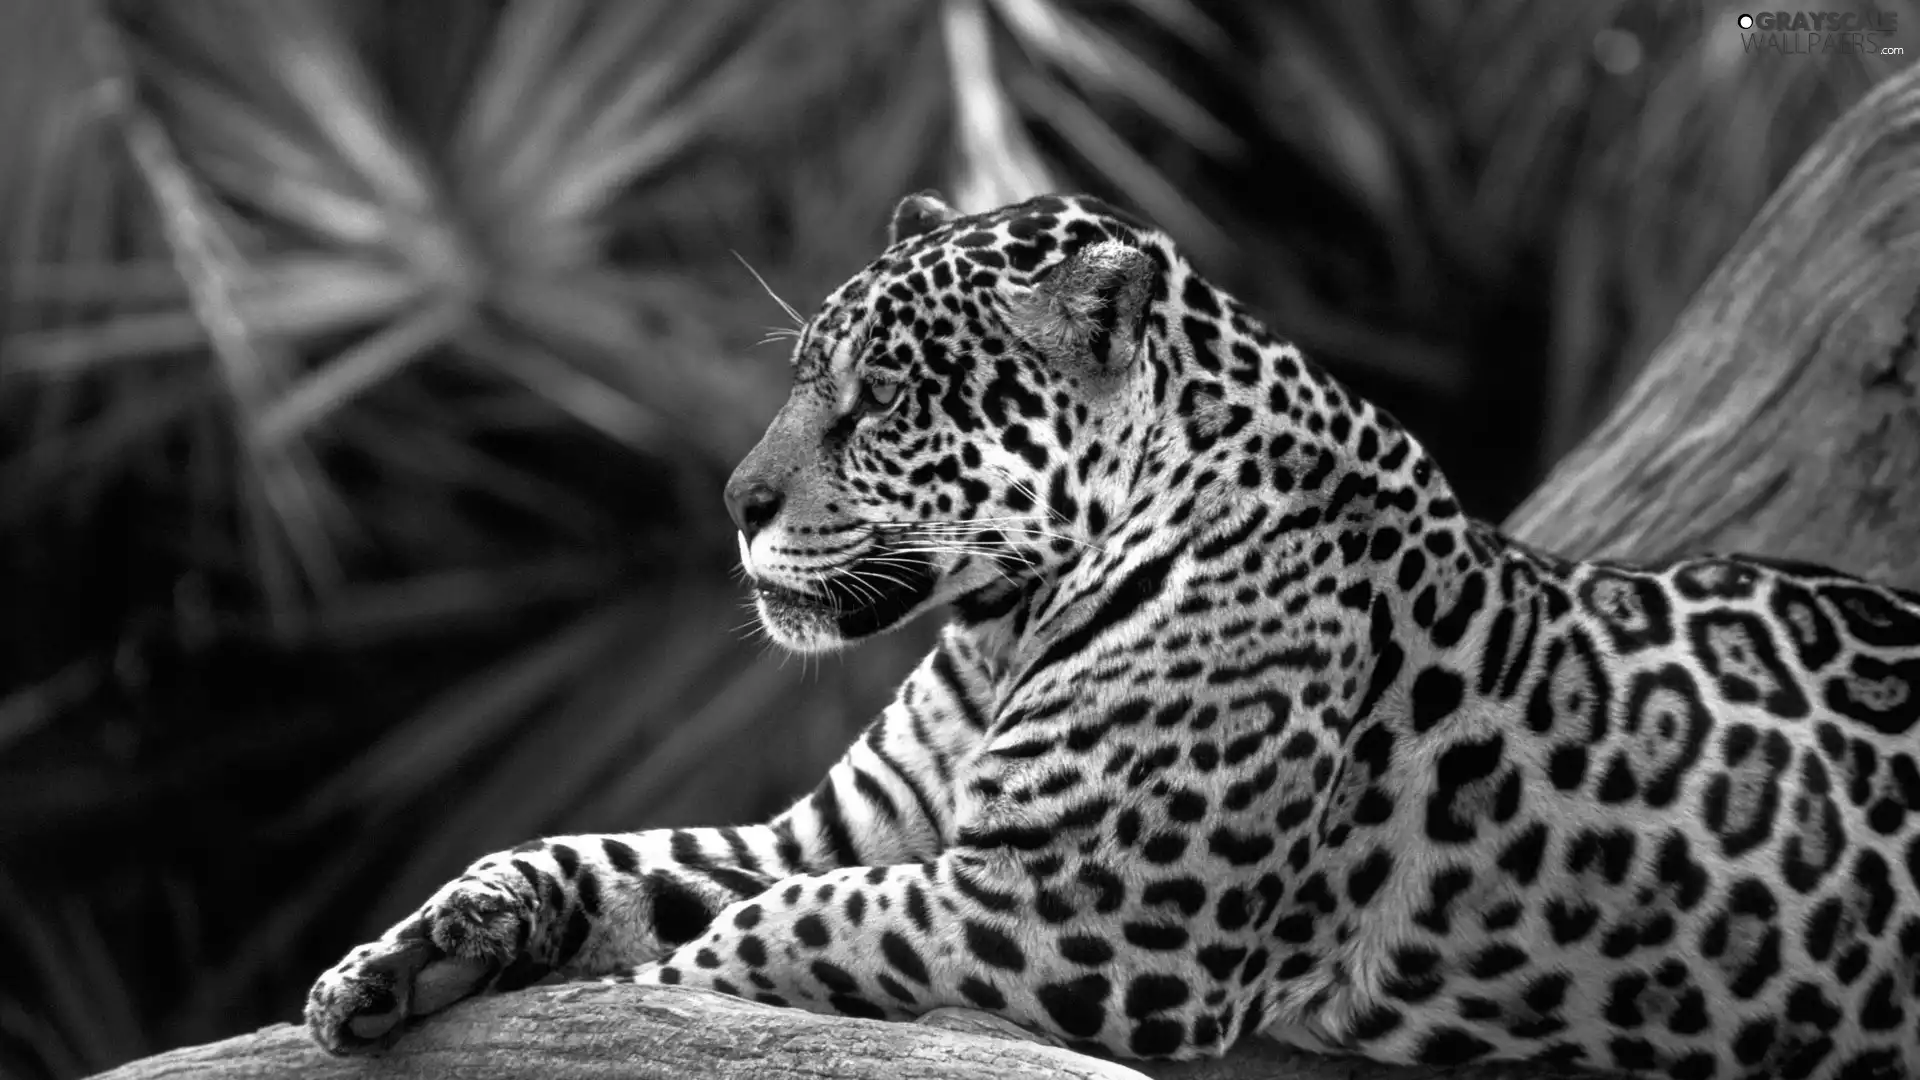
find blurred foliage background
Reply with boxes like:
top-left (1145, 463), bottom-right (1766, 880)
top-left (0, 0), bottom-right (1911, 1075)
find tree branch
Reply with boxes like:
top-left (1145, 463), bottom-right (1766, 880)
top-left (1504, 61), bottom-right (1920, 588)
top-left (90, 57), bottom-right (1920, 1080)
top-left (88, 983), bottom-right (1457, 1080)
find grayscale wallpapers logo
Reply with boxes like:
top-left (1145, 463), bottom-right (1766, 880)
top-left (1736, 10), bottom-right (1904, 55)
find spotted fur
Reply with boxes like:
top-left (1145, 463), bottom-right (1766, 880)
top-left (307, 193), bottom-right (1920, 1079)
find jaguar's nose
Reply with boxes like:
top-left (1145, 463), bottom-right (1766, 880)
top-left (725, 480), bottom-right (785, 540)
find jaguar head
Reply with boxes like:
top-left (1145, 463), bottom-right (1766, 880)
top-left (725, 191), bottom-right (1174, 652)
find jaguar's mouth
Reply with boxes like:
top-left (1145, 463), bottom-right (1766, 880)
top-left (752, 552), bottom-right (938, 646)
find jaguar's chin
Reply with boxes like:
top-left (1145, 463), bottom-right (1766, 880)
top-left (752, 553), bottom-right (938, 653)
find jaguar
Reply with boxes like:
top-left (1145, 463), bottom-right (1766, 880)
top-left (306, 191), bottom-right (1920, 1079)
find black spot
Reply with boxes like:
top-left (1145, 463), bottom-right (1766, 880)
top-left (1141, 876), bottom-right (1207, 917)
top-left (1482, 901), bottom-right (1523, 932)
top-left (648, 872), bottom-right (714, 946)
top-left (1123, 921), bottom-right (1190, 951)
top-left (880, 930), bottom-right (931, 985)
top-left (1654, 830), bottom-right (1710, 910)
top-left (576, 869), bottom-right (603, 916)
top-left (1191, 1013), bottom-right (1222, 1048)
top-left (1397, 548), bottom-right (1428, 590)
top-left (963, 919), bottom-right (1027, 972)
top-left (875, 973), bottom-right (917, 1005)
top-left (1270, 912), bottom-right (1315, 943)
top-left (1037, 974), bottom-right (1111, 1038)
top-left (1124, 974), bottom-right (1190, 1018)
top-left (602, 838), bottom-right (640, 874)
top-left (960, 975), bottom-right (1006, 1010)
top-left (1346, 847), bottom-right (1393, 907)
top-left (1547, 744), bottom-right (1588, 790)
top-left (1785, 981), bottom-right (1842, 1030)
top-left (793, 914), bottom-right (831, 949)
top-left (1609, 1038), bottom-right (1660, 1073)
top-left (905, 880), bottom-right (937, 930)
top-left (1566, 827), bottom-right (1637, 885)
top-left (1733, 1017), bottom-right (1775, 1065)
top-left (1416, 1027), bottom-right (1495, 1066)
top-left (1604, 972), bottom-right (1649, 1028)
top-left (809, 959), bottom-right (859, 993)
top-left (1059, 934), bottom-right (1114, 966)
top-left (1181, 275), bottom-right (1221, 316)
top-left (1196, 944), bottom-right (1247, 982)
top-left (1545, 899), bottom-right (1599, 944)
top-left (1141, 833), bottom-right (1189, 864)
top-left (1834, 1049), bottom-right (1906, 1080)
top-left (1411, 866), bottom-right (1474, 935)
top-left (1497, 822), bottom-right (1549, 884)
top-left (1293, 871), bottom-right (1336, 915)
top-left (1804, 897), bottom-right (1843, 962)
top-left (829, 994), bottom-right (888, 1020)
top-left (1431, 573), bottom-right (1487, 650)
top-left (1214, 886), bottom-right (1253, 932)
top-left (1384, 944), bottom-right (1444, 1002)
top-left (1077, 863), bottom-right (1126, 913)
top-left (1164, 790), bottom-right (1209, 823)
top-left (1467, 943), bottom-right (1529, 979)
top-left (1410, 666), bottom-right (1466, 732)
top-left (1129, 1018), bottom-right (1186, 1057)
top-left (1207, 826), bottom-right (1276, 865)
top-left (1859, 972), bottom-right (1905, 1031)
top-left (1425, 732), bottom-right (1508, 843)
top-left (1850, 848), bottom-right (1895, 935)
top-left (1519, 971), bottom-right (1571, 1026)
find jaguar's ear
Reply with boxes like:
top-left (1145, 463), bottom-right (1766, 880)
top-left (889, 191), bottom-right (960, 245)
top-left (1007, 239), bottom-right (1156, 374)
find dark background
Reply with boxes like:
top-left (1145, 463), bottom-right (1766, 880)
top-left (0, 1), bottom-right (1911, 1076)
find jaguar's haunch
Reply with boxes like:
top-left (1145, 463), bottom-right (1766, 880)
top-left (307, 192), bottom-right (1920, 1078)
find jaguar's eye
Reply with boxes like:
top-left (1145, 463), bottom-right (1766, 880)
top-left (861, 378), bottom-right (901, 411)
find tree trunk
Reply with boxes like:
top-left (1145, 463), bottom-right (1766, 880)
top-left (87, 56), bottom-right (1920, 1080)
